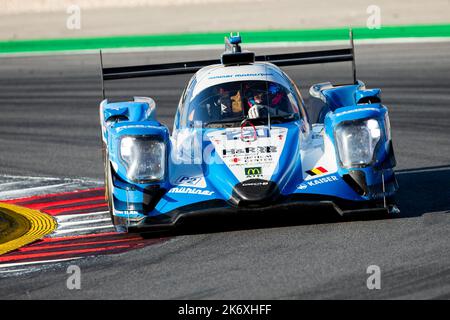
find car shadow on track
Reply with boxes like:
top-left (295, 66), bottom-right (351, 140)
top-left (395, 165), bottom-right (450, 218)
top-left (141, 165), bottom-right (450, 238)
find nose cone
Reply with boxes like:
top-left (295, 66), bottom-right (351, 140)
top-left (205, 123), bottom-right (301, 206)
top-left (229, 179), bottom-right (280, 207)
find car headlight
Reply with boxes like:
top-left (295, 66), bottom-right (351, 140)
top-left (120, 136), bottom-right (166, 183)
top-left (335, 119), bottom-right (381, 168)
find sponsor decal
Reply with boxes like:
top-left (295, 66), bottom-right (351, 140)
top-left (297, 175), bottom-right (338, 189)
top-left (306, 166), bottom-right (328, 176)
top-left (234, 72), bottom-right (274, 78)
top-left (245, 167), bottom-right (262, 177)
top-left (240, 128), bottom-right (257, 142)
top-left (208, 74), bottom-right (233, 80)
top-left (207, 73), bottom-right (274, 80)
top-left (223, 146), bottom-right (277, 156)
top-left (206, 126), bottom-right (287, 182)
top-left (298, 184), bottom-right (307, 190)
top-left (175, 176), bottom-right (201, 186)
top-left (226, 127), bottom-right (269, 141)
top-left (168, 187), bottom-right (214, 196)
top-left (221, 146), bottom-right (277, 167)
top-left (242, 181), bottom-right (269, 187)
top-left (173, 175), bottom-right (207, 188)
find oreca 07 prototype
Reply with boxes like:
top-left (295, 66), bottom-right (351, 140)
top-left (99, 33), bottom-right (398, 232)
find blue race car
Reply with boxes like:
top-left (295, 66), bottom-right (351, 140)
top-left (99, 33), bottom-right (399, 232)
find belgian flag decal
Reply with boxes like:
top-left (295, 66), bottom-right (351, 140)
top-left (306, 166), bottom-right (328, 176)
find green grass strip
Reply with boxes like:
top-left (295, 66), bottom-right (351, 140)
top-left (1, 24), bottom-right (450, 54)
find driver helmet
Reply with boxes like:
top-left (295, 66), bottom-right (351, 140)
top-left (268, 83), bottom-right (283, 106)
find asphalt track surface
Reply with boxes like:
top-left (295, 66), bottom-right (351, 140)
top-left (0, 42), bottom-right (449, 299)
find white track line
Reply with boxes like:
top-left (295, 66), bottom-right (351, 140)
top-left (54, 225), bottom-right (115, 235)
top-left (0, 180), bottom-right (51, 188)
top-left (0, 174), bottom-right (102, 183)
top-left (0, 182), bottom-right (73, 197)
top-left (0, 175), bottom-right (104, 200)
top-left (0, 174), bottom-right (63, 181)
top-left (0, 257), bottom-right (83, 269)
top-left (0, 181), bottom-right (72, 192)
top-left (0, 268), bottom-right (29, 273)
top-left (56, 211), bottom-right (109, 221)
top-left (57, 218), bottom-right (112, 227)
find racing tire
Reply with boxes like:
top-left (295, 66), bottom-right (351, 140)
top-left (103, 148), bottom-right (115, 226)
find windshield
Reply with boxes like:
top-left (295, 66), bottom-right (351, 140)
top-left (183, 80), bottom-right (300, 127)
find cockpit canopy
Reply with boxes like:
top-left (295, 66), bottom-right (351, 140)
top-left (182, 80), bottom-right (300, 127)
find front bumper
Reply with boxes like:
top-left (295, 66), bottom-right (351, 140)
top-left (115, 194), bottom-right (392, 232)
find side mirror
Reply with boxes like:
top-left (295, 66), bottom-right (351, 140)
top-left (309, 82), bottom-right (333, 102)
top-left (134, 96), bottom-right (156, 120)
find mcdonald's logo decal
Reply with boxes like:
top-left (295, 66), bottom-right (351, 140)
top-left (245, 167), bottom-right (262, 176)
top-left (306, 167), bottom-right (328, 176)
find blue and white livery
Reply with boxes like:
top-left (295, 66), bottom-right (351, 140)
top-left (99, 33), bottom-right (398, 232)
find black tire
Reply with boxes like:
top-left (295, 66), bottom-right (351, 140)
top-left (103, 147), bottom-right (115, 226)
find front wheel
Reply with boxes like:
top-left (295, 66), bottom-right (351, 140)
top-left (103, 148), bottom-right (115, 226)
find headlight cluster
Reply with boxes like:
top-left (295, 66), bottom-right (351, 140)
top-left (120, 136), bottom-right (165, 183)
top-left (335, 119), bottom-right (381, 168)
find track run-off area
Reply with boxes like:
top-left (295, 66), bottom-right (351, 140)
top-left (0, 176), bottom-right (167, 270)
top-left (0, 40), bottom-right (449, 299)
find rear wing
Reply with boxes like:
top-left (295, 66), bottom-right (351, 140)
top-left (100, 29), bottom-right (357, 98)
